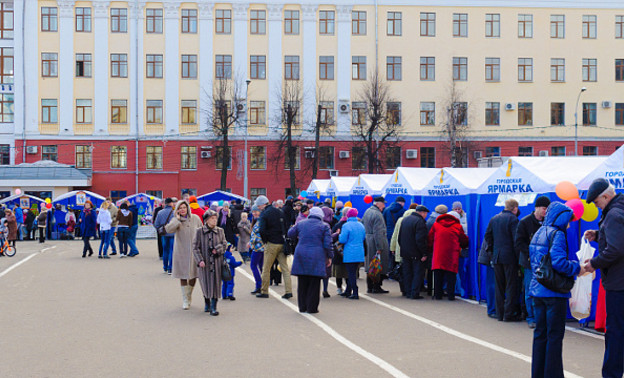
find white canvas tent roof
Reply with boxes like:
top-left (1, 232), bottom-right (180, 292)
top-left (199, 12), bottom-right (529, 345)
top-left (381, 168), bottom-right (440, 196)
top-left (421, 168), bottom-right (498, 196)
top-left (53, 190), bottom-right (106, 203)
top-left (326, 177), bottom-right (358, 197)
top-left (0, 194), bottom-right (46, 205)
top-left (350, 174), bottom-right (392, 196)
top-left (306, 179), bottom-right (331, 195)
top-left (577, 145), bottom-right (624, 190)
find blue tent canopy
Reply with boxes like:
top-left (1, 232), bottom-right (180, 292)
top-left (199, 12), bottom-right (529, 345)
top-left (349, 174), bottom-right (392, 214)
top-left (326, 177), bottom-right (357, 205)
top-left (115, 193), bottom-right (162, 226)
top-left (52, 190), bottom-right (106, 210)
top-left (196, 191), bottom-right (249, 207)
top-left (305, 179), bottom-right (331, 203)
top-left (0, 194), bottom-right (46, 210)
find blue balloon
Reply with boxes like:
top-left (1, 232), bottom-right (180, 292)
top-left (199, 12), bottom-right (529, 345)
top-left (301, 190), bottom-right (308, 197)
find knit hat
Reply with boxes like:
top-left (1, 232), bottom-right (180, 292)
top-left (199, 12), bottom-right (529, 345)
top-left (415, 205), bottom-right (429, 213)
top-left (346, 208), bottom-right (358, 218)
top-left (534, 196), bottom-right (551, 208)
top-left (164, 197), bottom-right (173, 205)
top-left (396, 196), bottom-right (406, 203)
top-left (309, 207), bottom-right (324, 219)
top-left (434, 204), bottom-right (448, 214)
top-left (251, 205), bottom-right (260, 212)
top-left (586, 178), bottom-right (610, 204)
top-left (254, 195), bottom-right (269, 207)
top-left (374, 196), bottom-right (386, 203)
top-left (203, 209), bottom-right (218, 221)
top-left (452, 201), bottom-right (463, 210)
top-left (189, 195), bottom-right (197, 203)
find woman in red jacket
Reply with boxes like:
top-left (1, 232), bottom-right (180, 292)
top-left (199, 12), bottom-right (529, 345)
top-left (428, 213), bottom-right (469, 300)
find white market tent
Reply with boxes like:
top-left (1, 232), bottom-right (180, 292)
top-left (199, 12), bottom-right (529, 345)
top-left (420, 168), bottom-right (498, 196)
top-left (577, 145), bottom-right (624, 190)
top-left (349, 174), bottom-right (392, 196)
top-left (326, 177), bottom-right (358, 199)
top-left (306, 179), bottom-right (331, 197)
top-left (381, 167), bottom-right (440, 199)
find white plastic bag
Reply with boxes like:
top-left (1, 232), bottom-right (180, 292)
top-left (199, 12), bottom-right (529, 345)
top-left (569, 238), bottom-right (595, 320)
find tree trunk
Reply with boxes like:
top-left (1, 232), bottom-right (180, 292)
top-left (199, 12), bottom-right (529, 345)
top-left (367, 124), bottom-right (375, 174)
top-left (312, 104), bottom-right (321, 179)
top-left (287, 106), bottom-right (297, 196)
top-left (221, 133), bottom-right (229, 191)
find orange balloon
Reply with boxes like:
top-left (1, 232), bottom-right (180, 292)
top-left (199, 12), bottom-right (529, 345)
top-left (555, 181), bottom-right (579, 201)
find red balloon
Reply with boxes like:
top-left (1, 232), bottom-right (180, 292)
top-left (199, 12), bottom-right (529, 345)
top-left (565, 199), bottom-right (584, 221)
top-left (45, 203), bottom-right (53, 209)
top-left (364, 195), bottom-right (373, 204)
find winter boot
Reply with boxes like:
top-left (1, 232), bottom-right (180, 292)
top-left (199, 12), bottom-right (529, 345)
top-left (204, 297), bottom-right (210, 312)
top-left (210, 298), bottom-right (219, 316)
top-left (181, 286), bottom-right (190, 310)
top-left (186, 285), bottom-right (194, 307)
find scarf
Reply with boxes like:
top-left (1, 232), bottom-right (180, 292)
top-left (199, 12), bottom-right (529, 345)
top-left (220, 209), bottom-right (227, 226)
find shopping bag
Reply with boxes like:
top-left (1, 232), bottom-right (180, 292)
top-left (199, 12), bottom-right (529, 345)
top-left (367, 252), bottom-right (382, 283)
top-left (569, 238), bottom-right (596, 320)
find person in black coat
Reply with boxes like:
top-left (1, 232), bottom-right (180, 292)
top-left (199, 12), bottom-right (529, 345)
top-left (515, 195), bottom-right (550, 328)
top-left (485, 198), bottom-right (521, 322)
top-left (399, 205), bottom-right (430, 299)
top-left (152, 203), bottom-right (164, 259)
top-left (283, 198), bottom-right (296, 229)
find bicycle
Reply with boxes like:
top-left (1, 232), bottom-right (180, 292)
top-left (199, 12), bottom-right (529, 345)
top-left (0, 239), bottom-right (15, 257)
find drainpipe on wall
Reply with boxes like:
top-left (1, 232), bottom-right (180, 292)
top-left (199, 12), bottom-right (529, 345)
top-left (134, 0), bottom-right (139, 193)
top-left (21, 0), bottom-right (26, 163)
top-left (374, 0), bottom-right (378, 71)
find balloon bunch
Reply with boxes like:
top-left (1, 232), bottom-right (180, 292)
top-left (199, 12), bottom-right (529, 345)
top-left (300, 190), bottom-right (308, 197)
top-left (555, 181), bottom-right (599, 222)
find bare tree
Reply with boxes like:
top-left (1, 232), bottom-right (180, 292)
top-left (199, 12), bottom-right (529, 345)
top-left (352, 69), bottom-right (402, 174)
top-left (310, 85), bottom-right (334, 179)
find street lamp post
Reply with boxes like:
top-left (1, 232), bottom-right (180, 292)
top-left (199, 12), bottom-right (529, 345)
top-left (574, 87), bottom-right (587, 156)
top-left (244, 79), bottom-right (251, 200)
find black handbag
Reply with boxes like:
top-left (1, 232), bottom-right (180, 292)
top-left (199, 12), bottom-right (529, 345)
top-left (281, 216), bottom-right (296, 256)
top-left (222, 258), bottom-right (232, 281)
top-left (333, 242), bottom-right (344, 264)
top-left (534, 230), bottom-right (575, 294)
top-left (157, 210), bottom-right (173, 236)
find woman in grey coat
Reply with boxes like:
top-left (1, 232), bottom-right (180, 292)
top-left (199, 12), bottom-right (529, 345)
top-left (165, 200), bottom-right (203, 310)
top-left (193, 210), bottom-right (227, 316)
top-left (237, 212), bottom-right (251, 256)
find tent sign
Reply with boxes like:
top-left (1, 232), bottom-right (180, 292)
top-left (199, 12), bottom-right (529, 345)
top-left (428, 184), bottom-right (460, 196)
top-left (487, 178), bottom-right (534, 194)
top-left (351, 186), bottom-right (368, 196)
top-left (385, 183), bottom-right (408, 195)
top-left (605, 171), bottom-right (624, 189)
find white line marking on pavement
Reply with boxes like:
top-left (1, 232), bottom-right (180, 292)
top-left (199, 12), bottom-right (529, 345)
top-left (0, 245), bottom-right (56, 279)
top-left (238, 269), bottom-right (409, 378)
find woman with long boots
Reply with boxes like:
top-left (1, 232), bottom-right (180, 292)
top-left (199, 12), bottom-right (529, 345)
top-left (193, 210), bottom-right (227, 316)
top-left (249, 205), bottom-right (264, 294)
top-left (165, 200), bottom-right (202, 310)
top-left (96, 202), bottom-right (112, 259)
top-left (79, 200), bottom-right (97, 258)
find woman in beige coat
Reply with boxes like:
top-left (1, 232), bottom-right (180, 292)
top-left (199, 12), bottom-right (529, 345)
top-left (193, 209), bottom-right (227, 316)
top-left (237, 212), bottom-right (251, 255)
top-left (165, 200), bottom-right (203, 310)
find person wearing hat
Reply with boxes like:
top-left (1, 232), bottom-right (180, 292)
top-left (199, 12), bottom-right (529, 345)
top-left (338, 208), bottom-right (366, 299)
top-left (383, 196), bottom-right (406, 244)
top-left (78, 200), bottom-right (96, 257)
top-left (515, 195), bottom-right (550, 328)
top-left (398, 205), bottom-right (430, 299)
top-left (583, 178), bottom-right (624, 378)
top-left (154, 197), bottom-right (176, 273)
top-left (249, 205), bottom-right (265, 294)
top-left (448, 202), bottom-right (469, 298)
top-left (361, 196), bottom-right (390, 293)
top-left (188, 195), bottom-right (205, 220)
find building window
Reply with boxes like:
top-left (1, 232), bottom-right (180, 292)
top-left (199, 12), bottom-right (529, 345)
top-left (215, 10), bottom-right (231, 34)
top-left (319, 10), bottom-right (335, 35)
top-left (319, 102), bottom-right (334, 125)
top-left (452, 102), bottom-right (468, 125)
top-left (146, 8), bottom-right (163, 33)
top-left (420, 102), bottom-right (435, 125)
top-left (181, 54), bottom-right (197, 79)
top-left (420, 57), bottom-right (435, 80)
top-left (250, 10), bottom-right (266, 34)
top-left (617, 16), bottom-right (624, 39)
top-left (615, 103), bottom-right (624, 125)
top-left (111, 8), bottom-right (127, 33)
top-left (551, 146), bottom-right (566, 156)
top-left (111, 146), bottom-right (127, 169)
top-left (352, 11), bottom-right (366, 35)
top-left (181, 9), bottom-right (197, 33)
top-left (146, 54), bottom-right (163, 78)
top-left (617, 59), bottom-right (624, 81)
top-left (0, 47), bottom-right (13, 84)
top-left (146, 100), bottom-right (163, 124)
top-left (453, 57), bottom-right (468, 81)
top-left (215, 55), bottom-right (232, 79)
top-left (284, 146), bottom-right (300, 170)
top-left (550, 103), bottom-right (565, 126)
top-left (41, 53), bottom-right (58, 77)
top-left (146, 190), bottom-right (163, 199)
top-left (319, 56), bottom-right (334, 80)
top-left (583, 103), bottom-right (597, 126)
top-left (75, 7), bottom-right (91, 32)
top-left (0, 93), bottom-right (12, 123)
top-left (485, 102), bottom-right (500, 126)
top-left (215, 146), bottom-right (232, 170)
top-left (420, 147), bottom-right (435, 168)
top-left (551, 15), bottom-right (565, 38)
top-left (352, 56), bottom-right (366, 80)
top-left (318, 146), bottom-right (334, 169)
top-left (76, 99), bottom-right (92, 124)
top-left (110, 191), bottom-right (127, 203)
top-left (110, 54), bottom-right (128, 78)
top-left (518, 146), bottom-right (533, 156)
top-left (583, 146), bottom-right (598, 156)
top-left (583, 58), bottom-right (597, 82)
top-left (518, 102), bottom-right (533, 126)
top-left (387, 12), bottom-right (401, 36)
top-left (485, 57), bottom-right (500, 81)
top-left (387, 102), bottom-right (401, 125)
top-left (250, 146), bottom-right (266, 170)
top-left (518, 58), bottom-right (533, 82)
top-left (181, 146), bottom-right (197, 170)
top-left (250, 188), bottom-right (266, 203)
top-left (551, 58), bottom-right (565, 82)
top-left (386, 56), bottom-right (401, 81)
top-left (284, 55), bottom-right (300, 80)
top-left (582, 15), bottom-right (597, 39)
top-left (0, 2), bottom-right (10, 39)
top-left (146, 146), bottom-right (163, 170)
top-left (249, 101), bottom-right (265, 125)
top-left (518, 14), bottom-right (533, 38)
top-left (352, 102), bottom-right (366, 125)
top-left (386, 147), bottom-right (401, 170)
top-left (76, 145), bottom-right (92, 169)
top-left (111, 99), bottom-right (127, 124)
top-left (250, 55), bottom-right (266, 80)
top-left (351, 147), bottom-right (367, 170)
top-left (485, 147), bottom-right (501, 157)
top-left (75, 53), bottom-right (92, 78)
top-left (41, 99), bottom-right (58, 123)
top-left (0, 144), bottom-right (8, 165)
top-left (420, 12), bottom-right (435, 36)
top-left (453, 13), bottom-right (468, 37)
top-left (284, 10), bottom-right (299, 35)
top-left (181, 100), bottom-right (196, 125)
top-left (42, 145), bottom-right (58, 161)
top-left (41, 7), bottom-right (58, 32)
top-left (485, 13), bottom-right (500, 37)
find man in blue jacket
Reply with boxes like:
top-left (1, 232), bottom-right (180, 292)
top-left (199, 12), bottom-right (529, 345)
top-left (584, 179), bottom-right (624, 378)
top-left (126, 200), bottom-right (140, 257)
top-left (154, 198), bottom-right (175, 272)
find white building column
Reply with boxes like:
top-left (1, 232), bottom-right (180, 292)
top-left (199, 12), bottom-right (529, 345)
top-left (266, 4), bottom-right (282, 138)
top-left (164, 2), bottom-right (180, 137)
top-left (129, 2), bottom-right (144, 137)
top-left (58, 0), bottom-right (76, 136)
top-left (301, 4), bottom-right (317, 138)
top-left (12, 0), bottom-right (24, 164)
top-left (198, 3), bottom-right (213, 138)
top-left (21, 0), bottom-right (39, 139)
top-left (232, 3), bottom-right (248, 136)
top-left (335, 5), bottom-right (352, 137)
top-left (93, 1), bottom-right (110, 135)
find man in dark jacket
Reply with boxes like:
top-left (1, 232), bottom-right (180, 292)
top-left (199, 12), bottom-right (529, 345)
top-left (154, 198), bottom-right (175, 272)
top-left (256, 195), bottom-right (292, 299)
top-left (152, 203), bottom-right (164, 259)
top-left (283, 198), bottom-right (296, 229)
top-left (383, 196), bottom-right (406, 244)
top-left (584, 179), bottom-right (624, 378)
top-left (485, 198), bottom-right (520, 322)
top-left (515, 195), bottom-right (550, 328)
top-left (126, 201), bottom-right (140, 257)
top-left (399, 205), bottom-right (429, 299)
